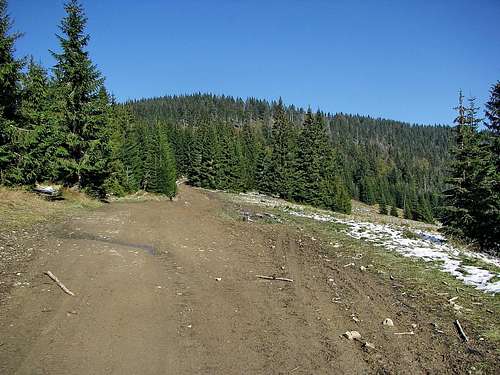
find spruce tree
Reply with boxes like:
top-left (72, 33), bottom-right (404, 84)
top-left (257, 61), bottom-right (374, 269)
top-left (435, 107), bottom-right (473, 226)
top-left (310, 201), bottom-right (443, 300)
top-left (51, 0), bottom-right (111, 197)
top-left (390, 205), bottom-right (399, 217)
top-left (479, 82), bottom-right (500, 253)
top-left (378, 198), bottom-right (388, 215)
top-left (269, 99), bottom-right (296, 199)
top-left (442, 93), bottom-right (483, 242)
top-left (13, 59), bottom-right (56, 184)
top-left (156, 125), bottom-right (177, 198)
top-left (0, 0), bottom-right (23, 182)
top-left (295, 109), bottom-right (329, 205)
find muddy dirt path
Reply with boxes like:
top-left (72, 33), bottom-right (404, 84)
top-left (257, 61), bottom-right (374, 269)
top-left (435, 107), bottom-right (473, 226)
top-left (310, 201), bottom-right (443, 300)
top-left (0, 186), bottom-right (494, 374)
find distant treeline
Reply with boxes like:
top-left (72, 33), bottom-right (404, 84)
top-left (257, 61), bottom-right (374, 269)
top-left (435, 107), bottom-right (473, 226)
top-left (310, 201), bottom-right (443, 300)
top-left (127, 94), bottom-right (453, 221)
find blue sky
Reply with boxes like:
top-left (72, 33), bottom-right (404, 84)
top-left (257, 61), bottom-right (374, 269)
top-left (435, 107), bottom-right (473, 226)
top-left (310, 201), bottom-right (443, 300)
top-left (8, 0), bottom-right (500, 125)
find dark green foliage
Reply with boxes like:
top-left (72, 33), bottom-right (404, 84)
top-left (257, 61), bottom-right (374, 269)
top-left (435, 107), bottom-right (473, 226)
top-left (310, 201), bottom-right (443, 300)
top-left (441, 91), bottom-right (499, 253)
top-left (9, 59), bottom-right (56, 184)
top-left (378, 198), bottom-right (388, 215)
top-left (481, 82), bottom-right (500, 253)
top-left (126, 93), bottom-right (451, 219)
top-left (390, 206), bottom-right (398, 217)
top-left (50, 0), bottom-right (111, 197)
top-left (268, 99), bottom-right (297, 200)
top-left (0, 0), bottom-right (23, 181)
top-left (0, 0), bottom-right (177, 200)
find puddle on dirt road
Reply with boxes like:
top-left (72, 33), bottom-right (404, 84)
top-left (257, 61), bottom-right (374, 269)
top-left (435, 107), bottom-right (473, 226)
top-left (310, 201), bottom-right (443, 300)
top-left (59, 231), bottom-right (157, 255)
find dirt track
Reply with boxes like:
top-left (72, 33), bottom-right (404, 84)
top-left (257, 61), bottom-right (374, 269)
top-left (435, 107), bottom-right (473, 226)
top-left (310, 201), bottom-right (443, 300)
top-left (0, 185), bottom-right (496, 374)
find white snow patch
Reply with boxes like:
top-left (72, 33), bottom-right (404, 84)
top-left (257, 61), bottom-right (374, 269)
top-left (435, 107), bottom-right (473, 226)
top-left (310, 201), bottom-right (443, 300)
top-left (236, 192), bottom-right (500, 293)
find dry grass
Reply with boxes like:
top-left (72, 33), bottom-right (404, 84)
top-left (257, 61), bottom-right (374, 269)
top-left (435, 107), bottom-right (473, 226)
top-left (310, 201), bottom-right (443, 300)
top-left (0, 186), bottom-right (100, 230)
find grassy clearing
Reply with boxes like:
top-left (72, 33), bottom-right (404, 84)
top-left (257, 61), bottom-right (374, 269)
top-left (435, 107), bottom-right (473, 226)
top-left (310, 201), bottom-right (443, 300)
top-left (0, 186), bottom-right (100, 230)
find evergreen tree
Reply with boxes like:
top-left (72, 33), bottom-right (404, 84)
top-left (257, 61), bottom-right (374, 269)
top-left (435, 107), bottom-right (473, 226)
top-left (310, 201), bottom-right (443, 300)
top-left (478, 82), bottom-right (500, 253)
top-left (156, 125), bottom-right (177, 198)
top-left (441, 93), bottom-right (484, 242)
top-left (0, 0), bottom-right (23, 182)
top-left (269, 99), bottom-right (297, 199)
top-left (12, 59), bottom-right (56, 184)
top-left (403, 193), bottom-right (413, 220)
top-left (378, 198), bottom-right (388, 215)
top-left (295, 109), bottom-right (329, 205)
top-left (121, 117), bottom-right (143, 192)
top-left (390, 205), bottom-right (398, 217)
top-left (51, 0), bottom-right (111, 197)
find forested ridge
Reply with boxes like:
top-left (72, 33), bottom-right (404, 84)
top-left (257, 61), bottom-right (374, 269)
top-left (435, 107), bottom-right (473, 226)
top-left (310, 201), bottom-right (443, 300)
top-left (127, 94), bottom-right (452, 221)
top-left (0, 0), bottom-right (498, 253)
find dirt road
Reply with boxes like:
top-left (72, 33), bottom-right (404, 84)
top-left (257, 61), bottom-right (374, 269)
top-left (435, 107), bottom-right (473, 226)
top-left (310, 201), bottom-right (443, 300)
top-left (0, 186), bottom-right (495, 374)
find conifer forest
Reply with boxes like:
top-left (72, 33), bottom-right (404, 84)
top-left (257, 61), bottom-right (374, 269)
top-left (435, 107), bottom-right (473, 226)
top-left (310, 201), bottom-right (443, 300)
top-left (1, 1), bottom-right (500, 374)
top-left (0, 0), bottom-right (499, 255)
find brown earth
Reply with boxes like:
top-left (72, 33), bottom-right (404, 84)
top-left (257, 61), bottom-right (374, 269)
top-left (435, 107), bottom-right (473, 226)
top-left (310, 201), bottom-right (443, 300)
top-left (0, 185), bottom-right (497, 374)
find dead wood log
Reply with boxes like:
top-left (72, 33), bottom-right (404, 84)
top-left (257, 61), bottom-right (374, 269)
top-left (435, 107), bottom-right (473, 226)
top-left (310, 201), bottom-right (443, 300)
top-left (256, 275), bottom-right (293, 282)
top-left (45, 271), bottom-right (75, 296)
top-left (454, 319), bottom-right (469, 342)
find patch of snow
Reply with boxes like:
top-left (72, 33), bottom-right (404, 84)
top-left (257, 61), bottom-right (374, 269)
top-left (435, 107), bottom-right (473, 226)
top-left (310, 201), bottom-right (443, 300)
top-left (235, 192), bottom-right (500, 293)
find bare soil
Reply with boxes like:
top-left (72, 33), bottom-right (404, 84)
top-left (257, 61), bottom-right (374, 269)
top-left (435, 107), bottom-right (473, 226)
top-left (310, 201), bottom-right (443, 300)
top-left (0, 185), bottom-right (498, 374)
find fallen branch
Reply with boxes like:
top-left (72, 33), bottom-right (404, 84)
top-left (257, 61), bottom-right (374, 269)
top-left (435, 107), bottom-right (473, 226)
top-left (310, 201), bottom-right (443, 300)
top-left (256, 275), bottom-right (293, 282)
top-left (454, 319), bottom-right (469, 342)
top-left (394, 331), bottom-right (415, 335)
top-left (45, 271), bottom-right (75, 296)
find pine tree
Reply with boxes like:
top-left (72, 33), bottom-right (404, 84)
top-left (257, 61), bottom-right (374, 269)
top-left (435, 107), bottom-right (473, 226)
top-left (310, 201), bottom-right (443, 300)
top-left (269, 99), bottom-right (296, 199)
top-left (441, 93), bottom-right (484, 242)
top-left (51, 0), bottom-right (111, 197)
top-left (390, 205), bottom-right (398, 217)
top-left (121, 118), bottom-right (143, 192)
top-left (478, 82), bottom-right (500, 253)
top-left (13, 59), bottom-right (56, 184)
top-left (0, 0), bottom-right (23, 182)
top-left (378, 198), bottom-right (388, 215)
top-left (403, 193), bottom-right (413, 220)
top-left (241, 122), bottom-right (259, 190)
top-left (156, 125), bottom-right (177, 198)
top-left (295, 109), bottom-right (329, 205)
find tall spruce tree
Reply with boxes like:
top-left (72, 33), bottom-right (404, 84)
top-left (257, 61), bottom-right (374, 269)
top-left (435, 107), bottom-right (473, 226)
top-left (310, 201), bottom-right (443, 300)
top-left (295, 109), bottom-right (325, 204)
top-left (0, 0), bottom-right (23, 182)
top-left (51, 0), bottom-right (111, 197)
top-left (479, 82), bottom-right (500, 253)
top-left (269, 99), bottom-right (297, 199)
top-left (13, 59), bottom-right (56, 184)
top-left (442, 93), bottom-right (485, 243)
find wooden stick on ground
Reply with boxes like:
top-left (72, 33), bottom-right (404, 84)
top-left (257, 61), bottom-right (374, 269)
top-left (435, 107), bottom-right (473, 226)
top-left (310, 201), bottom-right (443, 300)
top-left (454, 319), bottom-right (469, 342)
top-left (256, 275), bottom-right (293, 282)
top-left (45, 271), bottom-right (75, 296)
top-left (394, 331), bottom-right (415, 335)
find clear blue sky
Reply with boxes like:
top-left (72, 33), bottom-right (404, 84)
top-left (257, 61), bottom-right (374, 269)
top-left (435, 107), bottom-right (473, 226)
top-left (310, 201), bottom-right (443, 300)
top-left (8, 0), bottom-right (500, 125)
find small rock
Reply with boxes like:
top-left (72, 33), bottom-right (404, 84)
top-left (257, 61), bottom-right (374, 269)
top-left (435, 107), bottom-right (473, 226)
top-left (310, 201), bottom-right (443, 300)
top-left (359, 266), bottom-right (366, 271)
top-left (383, 318), bottom-right (394, 327)
top-left (343, 331), bottom-right (361, 340)
top-left (363, 342), bottom-right (376, 350)
top-left (411, 323), bottom-right (417, 329)
top-left (215, 277), bottom-right (222, 282)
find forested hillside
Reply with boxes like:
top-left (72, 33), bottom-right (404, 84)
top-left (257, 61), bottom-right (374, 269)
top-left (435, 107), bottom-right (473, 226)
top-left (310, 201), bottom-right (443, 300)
top-left (126, 94), bottom-right (453, 221)
top-left (1, 0), bottom-right (497, 248)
